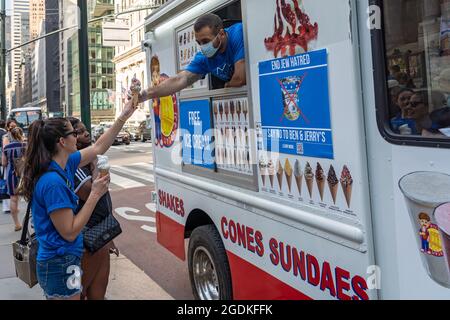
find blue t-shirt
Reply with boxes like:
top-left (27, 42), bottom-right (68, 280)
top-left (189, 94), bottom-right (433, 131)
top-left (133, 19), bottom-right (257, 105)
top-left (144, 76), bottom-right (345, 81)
top-left (186, 22), bottom-right (245, 82)
top-left (33, 151), bottom-right (83, 261)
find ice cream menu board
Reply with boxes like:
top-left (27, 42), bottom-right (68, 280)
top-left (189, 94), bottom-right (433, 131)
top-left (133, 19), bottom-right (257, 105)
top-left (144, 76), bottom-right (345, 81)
top-left (177, 24), bottom-right (208, 90)
top-left (258, 49), bottom-right (333, 159)
top-left (258, 153), bottom-right (356, 217)
top-left (180, 99), bottom-right (214, 169)
top-left (213, 97), bottom-right (253, 176)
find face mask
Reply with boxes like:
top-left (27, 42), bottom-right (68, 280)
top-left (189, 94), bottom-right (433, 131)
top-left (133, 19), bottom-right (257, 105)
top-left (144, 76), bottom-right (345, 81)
top-left (200, 33), bottom-right (221, 58)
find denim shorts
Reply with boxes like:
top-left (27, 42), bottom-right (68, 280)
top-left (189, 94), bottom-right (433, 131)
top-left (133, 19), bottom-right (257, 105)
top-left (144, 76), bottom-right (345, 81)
top-left (36, 254), bottom-right (83, 299)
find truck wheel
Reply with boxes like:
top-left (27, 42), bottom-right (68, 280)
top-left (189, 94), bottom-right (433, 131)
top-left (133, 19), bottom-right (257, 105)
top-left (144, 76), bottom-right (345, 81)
top-left (188, 225), bottom-right (233, 300)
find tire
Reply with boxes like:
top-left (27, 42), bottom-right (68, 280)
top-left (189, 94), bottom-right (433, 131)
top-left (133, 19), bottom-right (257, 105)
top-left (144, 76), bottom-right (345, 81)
top-left (188, 225), bottom-right (233, 300)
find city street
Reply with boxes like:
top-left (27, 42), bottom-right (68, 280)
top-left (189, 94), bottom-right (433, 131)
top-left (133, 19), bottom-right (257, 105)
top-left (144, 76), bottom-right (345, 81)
top-left (106, 142), bottom-right (194, 300)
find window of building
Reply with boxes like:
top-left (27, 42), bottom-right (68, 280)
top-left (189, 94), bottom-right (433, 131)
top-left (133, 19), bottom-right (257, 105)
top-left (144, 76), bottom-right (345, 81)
top-left (372, 0), bottom-right (450, 147)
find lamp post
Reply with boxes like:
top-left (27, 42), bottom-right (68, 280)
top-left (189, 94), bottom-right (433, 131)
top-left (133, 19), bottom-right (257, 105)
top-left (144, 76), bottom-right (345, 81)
top-left (0, 0), bottom-right (6, 120)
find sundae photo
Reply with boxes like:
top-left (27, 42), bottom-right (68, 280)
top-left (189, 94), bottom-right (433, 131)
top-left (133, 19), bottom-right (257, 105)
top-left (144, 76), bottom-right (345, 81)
top-left (294, 159), bottom-right (303, 195)
top-left (284, 159), bottom-right (293, 193)
top-left (340, 165), bottom-right (353, 208)
top-left (304, 162), bottom-right (314, 198)
top-left (268, 160), bottom-right (275, 188)
top-left (276, 160), bottom-right (284, 190)
top-left (327, 165), bottom-right (339, 204)
top-left (315, 163), bottom-right (325, 201)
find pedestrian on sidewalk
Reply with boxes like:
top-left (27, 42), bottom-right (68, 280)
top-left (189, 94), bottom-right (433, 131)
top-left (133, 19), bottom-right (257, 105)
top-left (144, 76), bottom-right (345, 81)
top-left (2, 127), bottom-right (26, 231)
top-left (18, 100), bottom-right (137, 300)
top-left (68, 117), bottom-right (119, 300)
top-left (0, 120), bottom-right (8, 214)
top-left (2, 119), bottom-right (18, 214)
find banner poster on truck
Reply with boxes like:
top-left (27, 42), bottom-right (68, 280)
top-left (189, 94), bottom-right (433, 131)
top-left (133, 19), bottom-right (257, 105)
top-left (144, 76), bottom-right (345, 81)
top-left (180, 99), bottom-right (214, 169)
top-left (258, 48), bottom-right (333, 159)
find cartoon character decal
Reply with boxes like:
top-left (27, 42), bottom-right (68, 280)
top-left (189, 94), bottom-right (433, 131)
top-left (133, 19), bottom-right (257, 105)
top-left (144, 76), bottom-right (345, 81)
top-left (418, 212), bottom-right (443, 257)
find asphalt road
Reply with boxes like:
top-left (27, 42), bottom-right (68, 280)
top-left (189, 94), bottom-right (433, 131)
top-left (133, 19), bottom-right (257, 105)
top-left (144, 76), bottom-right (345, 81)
top-left (105, 142), bottom-right (194, 300)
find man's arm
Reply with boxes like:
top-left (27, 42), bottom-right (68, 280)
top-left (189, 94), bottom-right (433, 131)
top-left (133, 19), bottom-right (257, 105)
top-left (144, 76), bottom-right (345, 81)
top-left (225, 60), bottom-right (246, 88)
top-left (140, 71), bottom-right (202, 102)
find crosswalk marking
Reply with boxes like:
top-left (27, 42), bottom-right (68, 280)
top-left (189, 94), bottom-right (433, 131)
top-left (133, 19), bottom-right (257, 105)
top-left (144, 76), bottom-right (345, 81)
top-left (111, 165), bottom-right (155, 182)
top-left (109, 172), bottom-right (145, 189)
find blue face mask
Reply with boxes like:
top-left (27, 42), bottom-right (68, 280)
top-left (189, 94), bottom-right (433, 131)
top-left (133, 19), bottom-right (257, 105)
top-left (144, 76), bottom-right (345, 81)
top-left (200, 33), bottom-right (221, 58)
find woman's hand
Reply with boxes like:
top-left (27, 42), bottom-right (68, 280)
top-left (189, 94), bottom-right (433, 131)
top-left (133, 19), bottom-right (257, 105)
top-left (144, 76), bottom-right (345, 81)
top-left (90, 173), bottom-right (110, 200)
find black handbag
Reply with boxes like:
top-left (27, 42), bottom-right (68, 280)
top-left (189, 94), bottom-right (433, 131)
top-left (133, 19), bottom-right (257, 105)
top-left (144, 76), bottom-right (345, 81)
top-left (50, 168), bottom-right (122, 254)
top-left (82, 210), bottom-right (122, 253)
top-left (12, 201), bottom-right (38, 288)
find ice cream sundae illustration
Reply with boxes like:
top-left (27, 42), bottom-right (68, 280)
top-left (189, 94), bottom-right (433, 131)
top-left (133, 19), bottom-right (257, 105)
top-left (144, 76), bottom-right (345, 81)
top-left (284, 159), bottom-right (293, 193)
top-left (327, 165), bottom-right (339, 204)
top-left (315, 163), bottom-right (325, 201)
top-left (267, 160), bottom-right (275, 188)
top-left (276, 160), bottom-right (284, 190)
top-left (294, 159), bottom-right (303, 195)
top-left (340, 165), bottom-right (353, 208)
top-left (304, 162), bottom-right (314, 198)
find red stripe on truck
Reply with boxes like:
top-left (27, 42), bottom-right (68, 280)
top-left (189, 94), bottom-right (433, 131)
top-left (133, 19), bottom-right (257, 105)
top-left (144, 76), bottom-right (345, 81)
top-left (156, 211), bottom-right (186, 260)
top-left (227, 250), bottom-right (313, 300)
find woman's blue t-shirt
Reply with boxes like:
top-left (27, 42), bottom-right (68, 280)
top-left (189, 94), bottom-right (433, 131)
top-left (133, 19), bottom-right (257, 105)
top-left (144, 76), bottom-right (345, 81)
top-left (33, 151), bottom-right (83, 261)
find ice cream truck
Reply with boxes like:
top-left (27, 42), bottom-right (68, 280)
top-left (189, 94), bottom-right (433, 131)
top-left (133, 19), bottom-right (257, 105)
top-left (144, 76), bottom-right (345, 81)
top-left (142, 0), bottom-right (450, 299)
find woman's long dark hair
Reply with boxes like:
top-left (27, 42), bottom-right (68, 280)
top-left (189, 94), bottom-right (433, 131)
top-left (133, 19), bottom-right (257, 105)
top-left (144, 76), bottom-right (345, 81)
top-left (19, 118), bottom-right (71, 202)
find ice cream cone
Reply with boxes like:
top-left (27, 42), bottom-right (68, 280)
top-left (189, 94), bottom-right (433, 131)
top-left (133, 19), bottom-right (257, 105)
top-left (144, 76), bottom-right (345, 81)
top-left (295, 175), bottom-right (302, 195)
top-left (317, 179), bottom-right (325, 201)
top-left (285, 173), bottom-right (292, 193)
top-left (329, 183), bottom-right (338, 204)
top-left (269, 174), bottom-right (274, 188)
top-left (277, 171), bottom-right (283, 190)
top-left (342, 183), bottom-right (353, 208)
top-left (306, 178), bottom-right (314, 198)
top-left (99, 168), bottom-right (109, 178)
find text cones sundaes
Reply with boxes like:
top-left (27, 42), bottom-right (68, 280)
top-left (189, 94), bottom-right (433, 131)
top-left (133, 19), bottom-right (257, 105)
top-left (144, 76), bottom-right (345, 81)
top-left (327, 165), bottom-right (338, 204)
top-left (340, 165), bottom-right (353, 208)
top-left (315, 162), bottom-right (325, 201)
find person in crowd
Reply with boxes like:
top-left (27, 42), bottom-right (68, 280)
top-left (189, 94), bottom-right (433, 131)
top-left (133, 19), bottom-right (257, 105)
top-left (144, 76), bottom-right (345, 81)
top-left (422, 106), bottom-right (450, 137)
top-left (2, 127), bottom-right (26, 231)
top-left (390, 88), bottom-right (416, 134)
top-left (18, 99), bottom-right (136, 300)
top-left (396, 72), bottom-right (415, 89)
top-left (134, 13), bottom-right (246, 103)
top-left (388, 79), bottom-right (402, 118)
top-left (404, 92), bottom-right (432, 134)
top-left (437, 68), bottom-right (450, 107)
top-left (2, 119), bottom-right (17, 214)
top-left (0, 120), bottom-right (7, 213)
top-left (68, 117), bottom-right (119, 300)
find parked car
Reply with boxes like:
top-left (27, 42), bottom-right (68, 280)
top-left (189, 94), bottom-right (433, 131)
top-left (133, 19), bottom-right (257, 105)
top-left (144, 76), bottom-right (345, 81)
top-left (124, 125), bottom-right (140, 141)
top-left (138, 119), bottom-right (152, 142)
top-left (114, 130), bottom-right (131, 145)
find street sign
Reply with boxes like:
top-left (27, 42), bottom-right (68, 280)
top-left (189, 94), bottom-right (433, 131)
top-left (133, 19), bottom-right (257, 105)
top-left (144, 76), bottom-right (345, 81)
top-left (102, 20), bottom-right (130, 47)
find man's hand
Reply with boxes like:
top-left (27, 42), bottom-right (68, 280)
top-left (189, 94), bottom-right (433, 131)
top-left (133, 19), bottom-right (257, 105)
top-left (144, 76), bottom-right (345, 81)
top-left (120, 99), bottom-right (138, 120)
top-left (225, 60), bottom-right (246, 88)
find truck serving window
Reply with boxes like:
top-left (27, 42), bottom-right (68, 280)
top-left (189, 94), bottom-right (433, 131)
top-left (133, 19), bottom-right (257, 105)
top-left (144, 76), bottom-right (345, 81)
top-left (372, 0), bottom-right (450, 147)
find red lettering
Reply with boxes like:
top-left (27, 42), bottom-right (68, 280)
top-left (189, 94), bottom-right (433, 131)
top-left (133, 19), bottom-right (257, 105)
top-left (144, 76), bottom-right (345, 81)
top-left (255, 231), bottom-right (264, 257)
top-left (335, 267), bottom-right (351, 300)
top-left (236, 223), bottom-right (247, 249)
top-left (269, 238), bottom-right (279, 266)
top-left (158, 190), bottom-right (163, 205)
top-left (246, 227), bottom-right (255, 253)
top-left (221, 217), bottom-right (228, 239)
top-left (292, 248), bottom-right (306, 280)
top-left (179, 199), bottom-right (185, 217)
top-left (229, 220), bottom-right (237, 243)
top-left (307, 254), bottom-right (320, 286)
top-left (351, 276), bottom-right (369, 301)
top-left (279, 242), bottom-right (292, 272)
top-left (175, 198), bottom-right (180, 215)
top-left (320, 262), bottom-right (336, 297)
top-left (170, 195), bottom-right (176, 212)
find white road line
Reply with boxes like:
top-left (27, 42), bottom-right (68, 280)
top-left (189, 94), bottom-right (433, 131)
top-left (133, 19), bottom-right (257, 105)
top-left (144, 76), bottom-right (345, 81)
top-left (115, 207), bottom-right (156, 222)
top-left (141, 225), bottom-right (157, 233)
top-left (109, 172), bottom-right (145, 189)
top-left (111, 165), bottom-right (155, 182)
top-left (131, 163), bottom-right (155, 172)
top-left (145, 202), bottom-right (156, 212)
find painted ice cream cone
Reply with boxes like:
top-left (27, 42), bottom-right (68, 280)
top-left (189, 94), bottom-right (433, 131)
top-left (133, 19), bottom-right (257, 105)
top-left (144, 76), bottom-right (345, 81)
top-left (327, 165), bottom-right (339, 204)
top-left (340, 165), bottom-right (353, 208)
top-left (259, 157), bottom-right (268, 187)
top-left (315, 162), bottom-right (325, 201)
top-left (267, 160), bottom-right (275, 188)
top-left (97, 155), bottom-right (110, 177)
top-left (284, 159), bottom-right (293, 193)
top-left (304, 162), bottom-right (314, 198)
top-left (294, 159), bottom-right (303, 195)
top-left (276, 160), bottom-right (284, 190)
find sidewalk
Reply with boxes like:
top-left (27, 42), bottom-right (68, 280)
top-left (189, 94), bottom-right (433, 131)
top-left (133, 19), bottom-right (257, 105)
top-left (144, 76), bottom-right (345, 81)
top-left (0, 200), bottom-right (173, 300)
